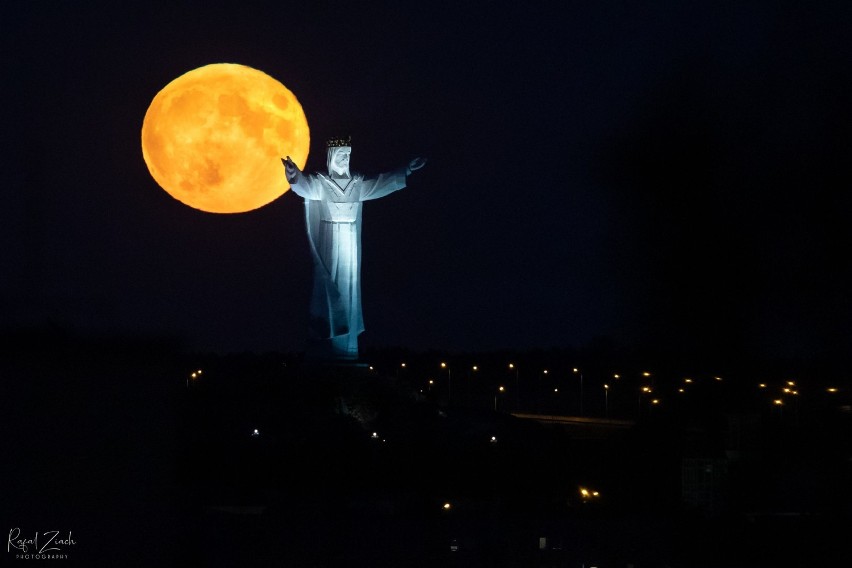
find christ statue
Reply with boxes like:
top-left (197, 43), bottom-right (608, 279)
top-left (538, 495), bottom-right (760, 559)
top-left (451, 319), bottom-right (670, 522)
top-left (282, 137), bottom-right (426, 361)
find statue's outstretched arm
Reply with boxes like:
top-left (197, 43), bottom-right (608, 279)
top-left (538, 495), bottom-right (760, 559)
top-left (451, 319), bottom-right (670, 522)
top-left (282, 156), bottom-right (319, 199)
top-left (282, 156), bottom-right (301, 183)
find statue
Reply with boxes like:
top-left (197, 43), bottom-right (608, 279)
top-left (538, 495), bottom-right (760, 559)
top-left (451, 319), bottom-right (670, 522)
top-left (282, 137), bottom-right (426, 361)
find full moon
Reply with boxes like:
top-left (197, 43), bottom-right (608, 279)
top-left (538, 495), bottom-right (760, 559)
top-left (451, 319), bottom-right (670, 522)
top-left (141, 63), bottom-right (309, 213)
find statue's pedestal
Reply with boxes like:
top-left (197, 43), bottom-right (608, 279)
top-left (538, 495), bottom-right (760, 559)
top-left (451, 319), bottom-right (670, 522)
top-left (300, 358), bottom-right (371, 380)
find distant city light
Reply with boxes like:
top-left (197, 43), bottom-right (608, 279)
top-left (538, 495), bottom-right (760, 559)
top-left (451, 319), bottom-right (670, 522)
top-left (543, 369), bottom-right (548, 375)
top-left (472, 365), bottom-right (478, 371)
top-left (442, 503), bottom-right (452, 510)
top-left (371, 432), bottom-right (379, 439)
top-left (651, 399), bottom-right (660, 405)
top-left (579, 487), bottom-right (600, 501)
top-left (509, 363), bottom-right (515, 369)
top-left (641, 386), bottom-right (652, 393)
top-left (490, 436), bottom-right (497, 443)
top-left (827, 388), bottom-right (838, 393)
top-left (684, 378), bottom-right (693, 383)
top-left (498, 386), bottom-right (505, 392)
top-left (787, 381), bottom-right (796, 386)
top-left (642, 372), bottom-right (651, 377)
top-left (714, 376), bottom-right (723, 382)
top-left (401, 362), bottom-right (406, 368)
top-left (251, 428), bottom-right (260, 437)
top-left (441, 362), bottom-right (447, 368)
top-left (678, 388), bottom-right (685, 393)
top-left (758, 383), bottom-right (767, 388)
top-left (613, 374), bottom-right (620, 379)
top-left (783, 388), bottom-right (791, 393)
top-left (554, 388), bottom-right (559, 393)
top-left (773, 399), bottom-right (784, 406)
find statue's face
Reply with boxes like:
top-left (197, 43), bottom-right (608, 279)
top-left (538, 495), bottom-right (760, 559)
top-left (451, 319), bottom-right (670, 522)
top-left (328, 146), bottom-right (351, 177)
top-left (332, 147), bottom-right (351, 169)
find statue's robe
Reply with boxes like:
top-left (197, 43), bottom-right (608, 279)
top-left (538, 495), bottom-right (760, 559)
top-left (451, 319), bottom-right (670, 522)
top-left (289, 168), bottom-right (407, 360)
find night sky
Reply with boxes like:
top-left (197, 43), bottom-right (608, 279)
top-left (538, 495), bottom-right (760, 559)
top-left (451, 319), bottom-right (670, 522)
top-left (3, 1), bottom-right (851, 367)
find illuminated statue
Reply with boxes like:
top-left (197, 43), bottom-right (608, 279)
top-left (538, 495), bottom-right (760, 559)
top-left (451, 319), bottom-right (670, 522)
top-left (282, 138), bottom-right (426, 361)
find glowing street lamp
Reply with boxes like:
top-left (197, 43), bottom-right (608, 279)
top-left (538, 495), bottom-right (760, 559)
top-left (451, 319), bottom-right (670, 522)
top-left (494, 386), bottom-right (505, 412)
top-left (441, 362), bottom-right (452, 405)
top-left (603, 384), bottom-right (609, 417)
top-left (638, 386), bottom-right (652, 417)
top-left (508, 363), bottom-right (520, 401)
top-left (573, 368), bottom-right (584, 416)
top-left (187, 369), bottom-right (202, 388)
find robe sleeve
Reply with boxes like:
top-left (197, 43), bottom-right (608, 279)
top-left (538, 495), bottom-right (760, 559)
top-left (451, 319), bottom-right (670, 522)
top-left (359, 167), bottom-right (408, 201)
top-left (288, 171), bottom-right (322, 200)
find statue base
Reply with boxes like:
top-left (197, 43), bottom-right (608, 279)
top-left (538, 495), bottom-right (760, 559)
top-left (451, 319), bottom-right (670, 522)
top-left (305, 334), bottom-right (363, 366)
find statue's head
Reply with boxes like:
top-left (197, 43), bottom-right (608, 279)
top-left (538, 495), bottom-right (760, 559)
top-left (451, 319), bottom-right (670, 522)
top-left (326, 136), bottom-right (352, 177)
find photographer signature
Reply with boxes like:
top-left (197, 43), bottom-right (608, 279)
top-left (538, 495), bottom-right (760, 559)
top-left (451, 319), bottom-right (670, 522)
top-left (8, 528), bottom-right (76, 554)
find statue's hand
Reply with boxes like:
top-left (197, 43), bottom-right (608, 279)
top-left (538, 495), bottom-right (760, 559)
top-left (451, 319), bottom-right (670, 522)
top-left (282, 156), bottom-right (300, 182)
top-left (407, 157), bottom-right (427, 174)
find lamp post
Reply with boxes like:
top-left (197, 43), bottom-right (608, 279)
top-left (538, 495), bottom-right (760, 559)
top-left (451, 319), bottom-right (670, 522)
top-left (603, 384), bottom-right (609, 418)
top-left (494, 386), bottom-right (505, 412)
top-left (187, 369), bottom-right (202, 389)
top-left (508, 363), bottom-right (519, 406)
top-left (573, 368), bottom-right (583, 416)
top-left (441, 362), bottom-right (451, 405)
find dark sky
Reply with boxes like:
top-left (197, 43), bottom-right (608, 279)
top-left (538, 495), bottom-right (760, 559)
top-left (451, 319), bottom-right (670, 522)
top-left (2, 1), bottom-right (850, 365)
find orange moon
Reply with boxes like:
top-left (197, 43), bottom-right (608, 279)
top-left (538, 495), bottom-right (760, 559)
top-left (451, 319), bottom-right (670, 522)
top-left (141, 63), bottom-right (309, 213)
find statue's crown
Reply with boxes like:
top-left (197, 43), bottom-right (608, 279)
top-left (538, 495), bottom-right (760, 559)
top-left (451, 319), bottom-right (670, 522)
top-left (326, 136), bottom-right (351, 148)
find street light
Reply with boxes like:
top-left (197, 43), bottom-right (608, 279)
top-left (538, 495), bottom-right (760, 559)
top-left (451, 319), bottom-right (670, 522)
top-left (603, 384), bottom-right (609, 418)
top-left (187, 369), bottom-right (202, 388)
top-left (495, 386), bottom-right (505, 411)
top-left (441, 362), bottom-right (452, 405)
top-left (508, 363), bottom-right (519, 401)
top-left (573, 368), bottom-right (584, 416)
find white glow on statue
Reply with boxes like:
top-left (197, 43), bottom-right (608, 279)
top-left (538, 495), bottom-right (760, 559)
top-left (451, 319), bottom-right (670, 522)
top-left (282, 141), bottom-right (426, 361)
